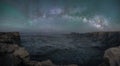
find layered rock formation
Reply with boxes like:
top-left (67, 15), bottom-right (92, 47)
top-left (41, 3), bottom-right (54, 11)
top-left (0, 32), bottom-right (20, 45)
top-left (0, 32), bottom-right (120, 66)
top-left (0, 43), bottom-right (78, 66)
top-left (0, 43), bottom-right (29, 66)
top-left (68, 31), bottom-right (120, 48)
top-left (100, 46), bottom-right (120, 66)
top-left (20, 31), bottom-right (120, 66)
top-left (0, 32), bottom-right (77, 66)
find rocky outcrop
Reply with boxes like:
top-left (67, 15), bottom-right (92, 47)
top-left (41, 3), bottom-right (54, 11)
top-left (68, 31), bottom-right (120, 48)
top-left (0, 32), bottom-right (20, 45)
top-left (0, 43), bottom-right (78, 66)
top-left (100, 46), bottom-right (120, 66)
top-left (0, 43), bottom-right (29, 66)
top-left (90, 32), bottom-right (120, 48)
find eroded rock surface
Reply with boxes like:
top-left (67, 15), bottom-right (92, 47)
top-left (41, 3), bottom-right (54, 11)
top-left (0, 32), bottom-right (20, 45)
top-left (0, 43), bottom-right (29, 66)
top-left (100, 46), bottom-right (120, 66)
top-left (22, 31), bottom-right (120, 66)
top-left (0, 43), bottom-right (78, 66)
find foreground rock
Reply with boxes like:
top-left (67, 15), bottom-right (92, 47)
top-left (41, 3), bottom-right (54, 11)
top-left (0, 43), bottom-right (29, 66)
top-left (100, 46), bottom-right (120, 66)
top-left (0, 43), bottom-right (78, 66)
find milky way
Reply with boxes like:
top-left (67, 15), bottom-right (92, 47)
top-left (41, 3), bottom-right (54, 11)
top-left (0, 0), bottom-right (120, 33)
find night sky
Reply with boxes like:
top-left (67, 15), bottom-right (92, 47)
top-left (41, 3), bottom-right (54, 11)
top-left (0, 0), bottom-right (120, 33)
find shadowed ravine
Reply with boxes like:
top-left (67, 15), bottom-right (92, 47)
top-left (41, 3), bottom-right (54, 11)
top-left (21, 31), bottom-right (120, 66)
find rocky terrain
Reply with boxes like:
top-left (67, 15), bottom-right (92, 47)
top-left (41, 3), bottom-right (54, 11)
top-left (0, 32), bottom-right (20, 45)
top-left (21, 31), bottom-right (120, 66)
top-left (67, 32), bottom-right (120, 48)
top-left (100, 45), bottom-right (120, 66)
top-left (0, 32), bottom-right (120, 66)
top-left (0, 32), bottom-right (77, 66)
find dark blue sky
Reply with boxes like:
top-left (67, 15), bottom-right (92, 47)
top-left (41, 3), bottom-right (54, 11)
top-left (0, 0), bottom-right (120, 33)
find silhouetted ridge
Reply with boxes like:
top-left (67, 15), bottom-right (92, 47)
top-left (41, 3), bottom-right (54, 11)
top-left (67, 31), bottom-right (120, 49)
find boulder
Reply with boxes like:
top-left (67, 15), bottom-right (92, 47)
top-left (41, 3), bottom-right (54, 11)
top-left (100, 46), bottom-right (120, 66)
top-left (0, 43), bottom-right (29, 66)
top-left (13, 47), bottom-right (29, 62)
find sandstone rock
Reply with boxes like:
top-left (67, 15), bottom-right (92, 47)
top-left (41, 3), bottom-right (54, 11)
top-left (40, 60), bottom-right (55, 66)
top-left (27, 60), bottom-right (55, 66)
top-left (0, 43), bottom-right (19, 53)
top-left (0, 43), bottom-right (29, 66)
top-left (13, 47), bottom-right (29, 61)
top-left (0, 43), bottom-right (78, 66)
top-left (100, 46), bottom-right (120, 66)
top-left (27, 61), bottom-right (38, 66)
